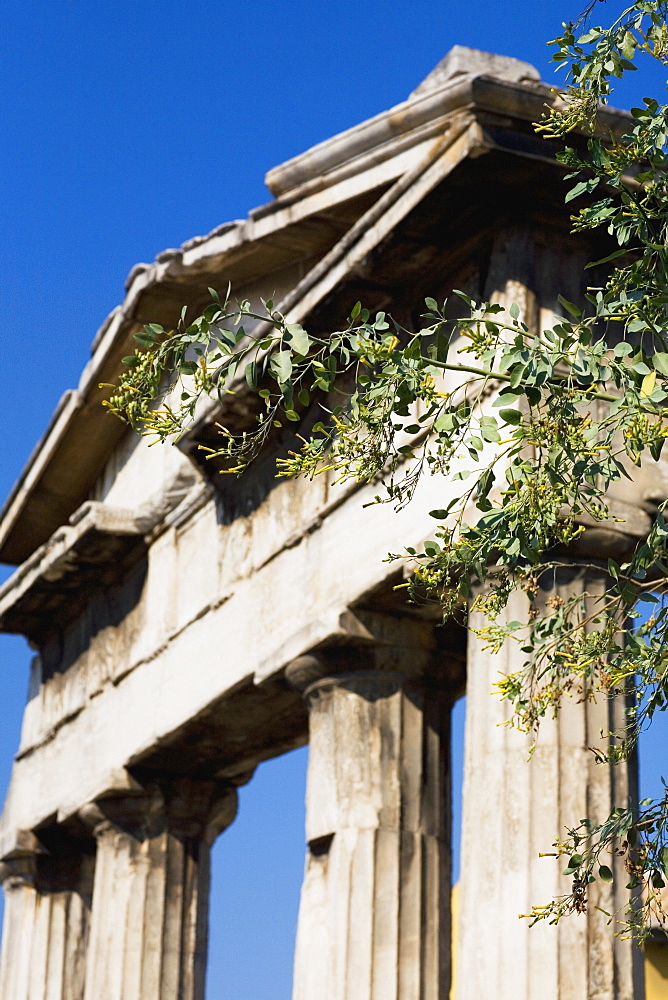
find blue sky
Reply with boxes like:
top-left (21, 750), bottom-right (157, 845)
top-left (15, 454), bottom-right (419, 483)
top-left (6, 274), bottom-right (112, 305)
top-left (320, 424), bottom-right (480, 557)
top-left (1, 2), bottom-right (666, 997)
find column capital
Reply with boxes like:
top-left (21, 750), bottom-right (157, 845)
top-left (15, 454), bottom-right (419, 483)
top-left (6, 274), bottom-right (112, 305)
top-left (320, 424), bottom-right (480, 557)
top-left (0, 852), bottom-right (37, 888)
top-left (285, 654), bottom-right (410, 702)
top-left (285, 643), bottom-right (450, 700)
top-left (78, 790), bottom-right (162, 838)
top-left (79, 778), bottom-right (237, 845)
top-left (0, 828), bottom-right (48, 888)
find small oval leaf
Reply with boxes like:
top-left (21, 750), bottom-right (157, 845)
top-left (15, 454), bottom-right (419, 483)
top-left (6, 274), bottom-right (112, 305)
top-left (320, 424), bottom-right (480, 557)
top-left (499, 408), bottom-right (523, 426)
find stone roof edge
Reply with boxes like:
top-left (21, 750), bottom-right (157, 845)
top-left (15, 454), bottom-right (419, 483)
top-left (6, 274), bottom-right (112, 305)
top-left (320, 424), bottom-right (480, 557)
top-left (0, 390), bottom-right (83, 556)
top-left (265, 73), bottom-right (477, 196)
top-left (0, 68), bottom-right (634, 564)
top-left (264, 70), bottom-right (632, 199)
top-left (0, 503), bottom-right (143, 621)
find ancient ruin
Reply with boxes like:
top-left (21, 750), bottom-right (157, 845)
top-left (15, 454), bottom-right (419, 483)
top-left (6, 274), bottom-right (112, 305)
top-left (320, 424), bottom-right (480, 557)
top-left (0, 47), bottom-right (665, 999)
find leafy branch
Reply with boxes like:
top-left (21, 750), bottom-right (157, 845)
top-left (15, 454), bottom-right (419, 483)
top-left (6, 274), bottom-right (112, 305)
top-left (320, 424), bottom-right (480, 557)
top-left (103, 1), bottom-right (668, 942)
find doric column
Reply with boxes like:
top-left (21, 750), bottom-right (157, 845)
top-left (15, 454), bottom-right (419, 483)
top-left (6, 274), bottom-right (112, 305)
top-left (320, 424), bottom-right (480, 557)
top-left (0, 839), bottom-right (94, 1000)
top-left (288, 617), bottom-right (456, 1000)
top-left (456, 563), bottom-right (643, 1000)
top-left (81, 779), bottom-right (237, 1000)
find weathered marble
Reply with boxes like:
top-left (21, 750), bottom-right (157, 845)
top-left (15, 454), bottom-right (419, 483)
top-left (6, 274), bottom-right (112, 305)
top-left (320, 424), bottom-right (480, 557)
top-left (81, 781), bottom-right (237, 1000)
top-left (0, 845), bottom-right (93, 1000)
top-left (456, 569), bottom-right (644, 1000)
top-left (288, 632), bottom-right (454, 1000)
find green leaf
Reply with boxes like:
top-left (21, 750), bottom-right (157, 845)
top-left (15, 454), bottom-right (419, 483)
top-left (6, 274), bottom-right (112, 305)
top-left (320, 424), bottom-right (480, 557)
top-left (452, 288), bottom-right (473, 307)
top-left (493, 391), bottom-right (521, 408)
top-left (598, 865), bottom-right (614, 883)
top-left (577, 28), bottom-right (600, 43)
top-left (653, 353), bottom-right (668, 376)
top-left (481, 423), bottom-right (501, 443)
top-left (270, 350), bottom-right (293, 383)
top-left (563, 854), bottom-right (584, 875)
top-left (641, 371), bottom-right (657, 397)
top-left (499, 408), bottom-right (523, 426)
top-left (509, 302), bottom-right (520, 320)
top-left (585, 248), bottom-right (628, 269)
top-left (478, 468), bottom-right (494, 498)
top-left (509, 367), bottom-right (525, 389)
top-left (286, 323), bottom-right (311, 356)
top-left (134, 329), bottom-right (158, 348)
top-left (557, 295), bottom-right (582, 318)
top-left (423, 540), bottom-right (441, 557)
top-left (621, 30), bottom-right (636, 59)
top-left (565, 179), bottom-right (597, 203)
top-left (350, 301), bottom-right (362, 320)
top-left (425, 297), bottom-right (439, 312)
top-left (245, 361), bottom-right (257, 389)
top-left (434, 412), bottom-right (455, 433)
top-left (429, 498), bottom-right (459, 519)
top-left (122, 355), bottom-right (139, 368)
top-left (607, 559), bottom-right (619, 580)
top-left (650, 438), bottom-right (666, 462)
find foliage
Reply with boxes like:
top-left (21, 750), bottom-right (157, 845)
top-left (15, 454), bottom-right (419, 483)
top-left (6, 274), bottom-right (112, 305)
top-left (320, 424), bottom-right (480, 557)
top-left (104, 2), bottom-right (668, 942)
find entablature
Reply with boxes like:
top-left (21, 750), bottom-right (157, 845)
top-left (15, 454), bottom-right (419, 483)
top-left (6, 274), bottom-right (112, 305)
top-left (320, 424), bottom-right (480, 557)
top-left (0, 502), bottom-right (146, 646)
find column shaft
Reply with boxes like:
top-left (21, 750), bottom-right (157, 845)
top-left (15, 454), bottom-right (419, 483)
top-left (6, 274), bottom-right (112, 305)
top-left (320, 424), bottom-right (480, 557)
top-left (292, 661), bottom-right (452, 1000)
top-left (0, 849), bottom-right (93, 1000)
top-left (82, 781), bottom-right (236, 1000)
top-left (456, 569), bottom-right (642, 1000)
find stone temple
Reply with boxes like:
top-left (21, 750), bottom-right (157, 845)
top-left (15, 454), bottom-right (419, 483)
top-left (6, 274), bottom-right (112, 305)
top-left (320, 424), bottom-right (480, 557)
top-left (0, 46), bottom-right (666, 1000)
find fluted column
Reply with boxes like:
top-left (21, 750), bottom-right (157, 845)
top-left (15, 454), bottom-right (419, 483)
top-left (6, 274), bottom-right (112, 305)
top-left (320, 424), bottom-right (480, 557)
top-left (0, 841), bottom-right (93, 1000)
top-left (81, 779), bottom-right (237, 1000)
top-left (456, 564), bottom-right (643, 1000)
top-left (289, 628), bottom-right (453, 1000)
